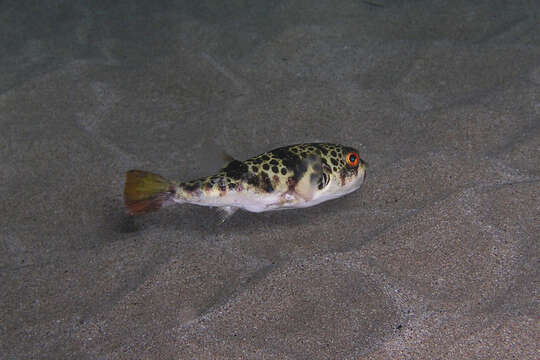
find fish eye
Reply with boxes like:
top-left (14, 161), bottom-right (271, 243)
top-left (346, 152), bottom-right (359, 167)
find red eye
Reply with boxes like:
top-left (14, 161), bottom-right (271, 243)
top-left (346, 152), bottom-right (359, 167)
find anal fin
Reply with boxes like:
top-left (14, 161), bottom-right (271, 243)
top-left (216, 206), bottom-right (238, 223)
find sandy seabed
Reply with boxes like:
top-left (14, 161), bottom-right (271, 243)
top-left (1, 1), bottom-right (539, 359)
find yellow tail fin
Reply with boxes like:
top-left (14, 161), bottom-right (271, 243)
top-left (124, 170), bottom-right (175, 215)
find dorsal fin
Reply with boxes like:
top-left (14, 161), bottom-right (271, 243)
top-left (219, 151), bottom-right (238, 171)
top-left (221, 151), bottom-right (236, 164)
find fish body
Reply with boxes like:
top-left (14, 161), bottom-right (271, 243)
top-left (124, 143), bottom-right (367, 220)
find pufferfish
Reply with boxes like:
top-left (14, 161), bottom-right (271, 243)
top-left (124, 143), bottom-right (367, 221)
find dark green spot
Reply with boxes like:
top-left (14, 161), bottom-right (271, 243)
top-left (260, 171), bottom-right (274, 192)
top-left (246, 173), bottom-right (259, 187)
top-left (269, 146), bottom-right (306, 183)
top-left (218, 180), bottom-right (227, 192)
top-left (222, 160), bottom-right (248, 180)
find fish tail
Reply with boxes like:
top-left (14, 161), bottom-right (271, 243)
top-left (124, 170), bottom-right (176, 215)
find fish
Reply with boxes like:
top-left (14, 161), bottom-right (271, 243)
top-left (124, 143), bottom-right (367, 221)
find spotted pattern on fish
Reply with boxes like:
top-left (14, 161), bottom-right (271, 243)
top-left (177, 143), bottom-right (363, 199)
top-left (124, 143), bottom-right (367, 218)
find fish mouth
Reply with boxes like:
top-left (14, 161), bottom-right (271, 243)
top-left (351, 167), bottom-right (367, 190)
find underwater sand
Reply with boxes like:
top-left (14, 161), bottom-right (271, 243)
top-left (1, 1), bottom-right (538, 359)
